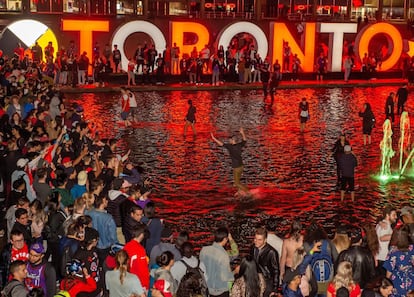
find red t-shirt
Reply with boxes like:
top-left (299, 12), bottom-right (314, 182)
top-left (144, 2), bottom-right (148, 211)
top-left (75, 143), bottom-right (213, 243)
top-left (122, 94), bottom-right (130, 112)
top-left (11, 244), bottom-right (29, 262)
top-left (327, 283), bottom-right (361, 297)
top-left (123, 240), bottom-right (149, 289)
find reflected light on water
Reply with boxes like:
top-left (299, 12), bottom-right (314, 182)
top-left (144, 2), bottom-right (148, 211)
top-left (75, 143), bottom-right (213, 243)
top-left (65, 86), bottom-right (414, 252)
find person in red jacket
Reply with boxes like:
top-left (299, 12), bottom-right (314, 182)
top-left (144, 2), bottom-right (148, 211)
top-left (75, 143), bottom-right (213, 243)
top-left (123, 223), bottom-right (150, 291)
top-left (60, 259), bottom-right (97, 297)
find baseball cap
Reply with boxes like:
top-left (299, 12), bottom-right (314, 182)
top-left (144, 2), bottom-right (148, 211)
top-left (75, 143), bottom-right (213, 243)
top-left (153, 279), bottom-right (173, 297)
top-left (17, 158), bottom-right (29, 168)
top-left (62, 157), bottom-right (72, 165)
top-left (400, 206), bottom-right (414, 216)
top-left (77, 171), bottom-right (88, 186)
top-left (30, 242), bottom-right (45, 254)
top-left (344, 145), bottom-right (352, 152)
top-left (283, 268), bottom-right (302, 284)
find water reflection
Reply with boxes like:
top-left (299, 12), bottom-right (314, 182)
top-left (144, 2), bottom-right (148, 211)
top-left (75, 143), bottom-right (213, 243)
top-left (65, 87), bottom-right (414, 252)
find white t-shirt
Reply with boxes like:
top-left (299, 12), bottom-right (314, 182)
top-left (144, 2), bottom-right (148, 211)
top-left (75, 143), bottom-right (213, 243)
top-left (128, 92), bottom-right (137, 108)
top-left (267, 233), bottom-right (283, 261)
top-left (106, 269), bottom-right (145, 297)
top-left (376, 220), bottom-right (392, 261)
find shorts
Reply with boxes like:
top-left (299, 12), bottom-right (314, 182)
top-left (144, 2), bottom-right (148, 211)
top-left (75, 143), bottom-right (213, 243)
top-left (341, 176), bottom-right (355, 191)
top-left (121, 111), bottom-right (129, 120)
top-left (300, 116), bottom-right (308, 123)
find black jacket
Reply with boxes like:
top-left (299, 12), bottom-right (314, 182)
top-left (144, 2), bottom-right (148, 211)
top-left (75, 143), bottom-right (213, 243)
top-left (335, 245), bottom-right (375, 289)
top-left (251, 243), bottom-right (280, 293)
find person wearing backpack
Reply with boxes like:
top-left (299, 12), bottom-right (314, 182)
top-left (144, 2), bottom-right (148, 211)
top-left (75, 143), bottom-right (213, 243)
top-left (170, 242), bottom-right (207, 291)
top-left (58, 222), bottom-right (82, 278)
top-left (1, 260), bottom-right (28, 297)
top-left (304, 222), bottom-right (337, 297)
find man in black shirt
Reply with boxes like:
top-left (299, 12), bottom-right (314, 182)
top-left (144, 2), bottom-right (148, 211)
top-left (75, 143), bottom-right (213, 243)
top-left (211, 127), bottom-right (249, 196)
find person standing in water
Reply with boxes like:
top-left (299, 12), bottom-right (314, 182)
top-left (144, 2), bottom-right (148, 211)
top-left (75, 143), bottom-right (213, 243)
top-left (211, 128), bottom-right (249, 196)
top-left (332, 132), bottom-right (350, 189)
top-left (358, 102), bottom-right (375, 145)
top-left (298, 97), bottom-right (310, 132)
top-left (183, 99), bottom-right (196, 136)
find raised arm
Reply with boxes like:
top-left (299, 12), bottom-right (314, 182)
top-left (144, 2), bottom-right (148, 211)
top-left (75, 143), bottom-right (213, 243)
top-left (211, 132), bottom-right (224, 146)
top-left (239, 128), bottom-right (246, 141)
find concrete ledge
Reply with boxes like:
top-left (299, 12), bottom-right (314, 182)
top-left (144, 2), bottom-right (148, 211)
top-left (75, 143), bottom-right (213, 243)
top-left (60, 78), bottom-right (408, 93)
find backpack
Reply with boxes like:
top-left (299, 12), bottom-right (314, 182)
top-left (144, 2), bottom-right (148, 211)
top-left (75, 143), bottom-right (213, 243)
top-left (310, 240), bottom-right (333, 283)
top-left (1, 279), bottom-right (26, 297)
top-left (181, 259), bottom-right (208, 297)
top-left (54, 290), bottom-right (71, 297)
top-left (60, 245), bottom-right (73, 278)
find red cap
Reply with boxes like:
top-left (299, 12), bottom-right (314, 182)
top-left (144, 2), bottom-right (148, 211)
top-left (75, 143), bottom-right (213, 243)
top-left (62, 157), bottom-right (72, 164)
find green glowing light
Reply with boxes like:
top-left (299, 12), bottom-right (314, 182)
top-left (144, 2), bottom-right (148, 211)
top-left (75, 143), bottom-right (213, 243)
top-left (379, 175), bottom-right (390, 181)
top-left (380, 119), bottom-right (394, 177)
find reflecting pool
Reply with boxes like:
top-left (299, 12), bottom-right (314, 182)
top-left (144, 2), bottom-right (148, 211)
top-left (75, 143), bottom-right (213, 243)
top-left (65, 86), bottom-right (414, 251)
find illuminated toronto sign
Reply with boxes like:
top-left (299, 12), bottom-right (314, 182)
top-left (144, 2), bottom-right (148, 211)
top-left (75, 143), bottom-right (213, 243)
top-left (3, 19), bottom-right (411, 73)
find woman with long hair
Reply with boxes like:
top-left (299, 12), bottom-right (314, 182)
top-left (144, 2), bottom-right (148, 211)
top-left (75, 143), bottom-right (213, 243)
top-left (105, 250), bottom-right (146, 297)
top-left (29, 199), bottom-right (47, 243)
top-left (230, 256), bottom-right (265, 297)
top-left (362, 277), bottom-right (393, 297)
top-left (327, 261), bottom-right (361, 297)
top-left (154, 251), bottom-right (178, 295)
top-left (280, 220), bottom-right (304, 280)
top-left (358, 102), bottom-right (375, 145)
top-left (383, 226), bottom-right (414, 297)
top-left (363, 225), bottom-right (380, 271)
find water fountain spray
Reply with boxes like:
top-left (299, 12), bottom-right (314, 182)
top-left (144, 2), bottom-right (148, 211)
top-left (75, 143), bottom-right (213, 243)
top-left (380, 119), bottom-right (394, 178)
top-left (399, 111), bottom-right (411, 173)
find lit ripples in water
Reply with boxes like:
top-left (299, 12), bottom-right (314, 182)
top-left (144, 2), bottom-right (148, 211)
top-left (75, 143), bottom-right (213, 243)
top-left (65, 87), bottom-right (414, 252)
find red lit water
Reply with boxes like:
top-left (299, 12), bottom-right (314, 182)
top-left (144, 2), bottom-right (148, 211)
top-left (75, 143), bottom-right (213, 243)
top-left (65, 86), bottom-right (414, 252)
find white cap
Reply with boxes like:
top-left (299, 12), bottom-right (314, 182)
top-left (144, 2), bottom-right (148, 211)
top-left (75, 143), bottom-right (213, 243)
top-left (17, 158), bottom-right (29, 168)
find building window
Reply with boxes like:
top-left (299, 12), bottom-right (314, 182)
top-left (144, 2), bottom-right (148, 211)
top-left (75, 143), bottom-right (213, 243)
top-left (7, 0), bottom-right (22, 10)
top-left (117, 0), bottom-right (134, 13)
top-left (169, 1), bottom-right (187, 15)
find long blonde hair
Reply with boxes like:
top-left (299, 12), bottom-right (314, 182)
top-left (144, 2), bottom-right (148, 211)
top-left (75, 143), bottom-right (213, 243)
top-left (332, 261), bottom-right (355, 291)
top-left (115, 250), bottom-right (129, 285)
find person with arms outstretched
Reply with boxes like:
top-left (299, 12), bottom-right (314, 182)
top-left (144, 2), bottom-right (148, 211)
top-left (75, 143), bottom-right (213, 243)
top-left (211, 128), bottom-right (249, 197)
